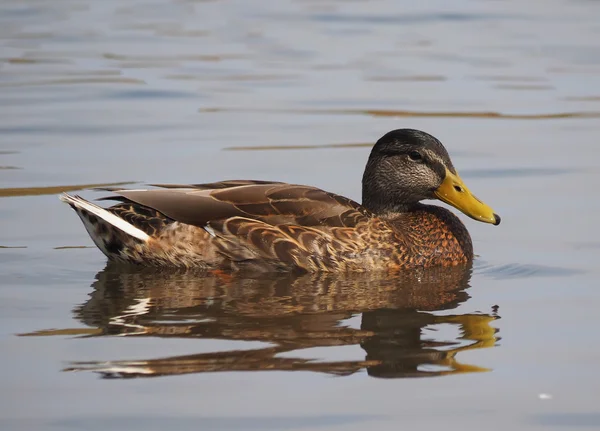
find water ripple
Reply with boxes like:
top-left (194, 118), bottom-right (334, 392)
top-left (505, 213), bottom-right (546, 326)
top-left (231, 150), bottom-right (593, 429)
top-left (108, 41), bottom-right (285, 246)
top-left (475, 262), bottom-right (583, 280)
top-left (198, 107), bottom-right (600, 120)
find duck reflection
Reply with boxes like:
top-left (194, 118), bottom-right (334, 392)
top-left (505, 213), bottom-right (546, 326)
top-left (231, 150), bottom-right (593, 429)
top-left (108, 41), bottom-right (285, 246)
top-left (57, 263), bottom-right (499, 378)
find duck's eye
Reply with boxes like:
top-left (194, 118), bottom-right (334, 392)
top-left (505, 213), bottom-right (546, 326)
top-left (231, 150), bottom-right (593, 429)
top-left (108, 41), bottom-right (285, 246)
top-left (408, 151), bottom-right (423, 161)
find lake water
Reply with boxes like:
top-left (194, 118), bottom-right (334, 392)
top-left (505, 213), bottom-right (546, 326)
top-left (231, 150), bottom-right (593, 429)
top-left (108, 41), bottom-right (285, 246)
top-left (1, 0), bottom-right (600, 430)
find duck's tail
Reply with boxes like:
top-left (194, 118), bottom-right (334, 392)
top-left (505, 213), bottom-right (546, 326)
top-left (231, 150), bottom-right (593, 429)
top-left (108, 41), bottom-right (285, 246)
top-left (59, 193), bottom-right (149, 259)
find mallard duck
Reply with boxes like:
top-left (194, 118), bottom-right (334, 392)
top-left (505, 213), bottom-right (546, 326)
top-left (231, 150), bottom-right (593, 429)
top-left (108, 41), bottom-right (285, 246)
top-left (60, 129), bottom-right (500, 271)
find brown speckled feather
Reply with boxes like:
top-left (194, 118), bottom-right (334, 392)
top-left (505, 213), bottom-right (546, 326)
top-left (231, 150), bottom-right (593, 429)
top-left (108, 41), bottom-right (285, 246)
top-left (99, 182), bottom-right (376, 270)
top-left (100, 182), bottom-right (369, 229)
top-left (108, 203), bottom-right (174, 237)
top-left (63, 181), bottom-right (473, 271)
top-left (62, 128), bottom-right (497, 271)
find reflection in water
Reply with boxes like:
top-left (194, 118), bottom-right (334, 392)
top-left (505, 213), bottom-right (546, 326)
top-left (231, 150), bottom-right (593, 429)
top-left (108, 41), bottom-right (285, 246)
top-left (198, 107), bottom-right (600, 120)
top-left (0, 181), bottom-right (135, 198)
top-left (26, 264), bottom-right (500, 379)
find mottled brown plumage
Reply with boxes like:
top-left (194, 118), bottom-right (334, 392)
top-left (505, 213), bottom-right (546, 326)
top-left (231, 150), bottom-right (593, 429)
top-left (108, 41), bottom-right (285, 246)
top-left (60, 129), bottom-right (500, 271)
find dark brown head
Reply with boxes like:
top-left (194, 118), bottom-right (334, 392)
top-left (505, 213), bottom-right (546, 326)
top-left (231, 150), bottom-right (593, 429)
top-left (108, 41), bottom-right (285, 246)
top-left (362, 129), bottom-right (500, 225)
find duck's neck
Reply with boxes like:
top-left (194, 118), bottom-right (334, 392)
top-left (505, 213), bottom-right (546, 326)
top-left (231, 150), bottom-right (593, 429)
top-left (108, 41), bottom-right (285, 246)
top-left (361, 162), bottom-right (425, 215)
top-left (361, 185), bottom-right (420, 216)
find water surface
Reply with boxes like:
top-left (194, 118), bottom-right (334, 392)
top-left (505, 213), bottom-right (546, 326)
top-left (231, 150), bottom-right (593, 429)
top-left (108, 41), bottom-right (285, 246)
top-left (1, 0), bottom-right (600, 430)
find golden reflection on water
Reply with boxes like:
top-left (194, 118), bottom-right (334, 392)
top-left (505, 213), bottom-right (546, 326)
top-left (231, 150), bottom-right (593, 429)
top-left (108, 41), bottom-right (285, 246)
top-left (0, 77), bottom-right (146, 88)
top-left (223, 142), bottom-right (373, 151)
top-left (367, 75), bottom-right (447, 82)
top-left (0, 181), bottom-right (135, 198)
top-left (24, 264), bottom-right (499, 379)
top-left (198, 107), bottom-right (600, 119)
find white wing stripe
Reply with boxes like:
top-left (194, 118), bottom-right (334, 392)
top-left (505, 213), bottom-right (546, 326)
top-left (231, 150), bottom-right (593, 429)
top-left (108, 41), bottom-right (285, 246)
top-left (59, 193), bottom-right (150, 241)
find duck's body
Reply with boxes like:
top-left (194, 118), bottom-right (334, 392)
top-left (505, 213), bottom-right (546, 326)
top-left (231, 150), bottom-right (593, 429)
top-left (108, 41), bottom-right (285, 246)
top-left (61, 129), bottom-right (499, 272)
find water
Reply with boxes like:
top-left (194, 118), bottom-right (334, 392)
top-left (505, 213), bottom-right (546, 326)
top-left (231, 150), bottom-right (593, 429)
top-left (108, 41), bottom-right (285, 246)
top-left (1, 0), bottom-right (600, 429)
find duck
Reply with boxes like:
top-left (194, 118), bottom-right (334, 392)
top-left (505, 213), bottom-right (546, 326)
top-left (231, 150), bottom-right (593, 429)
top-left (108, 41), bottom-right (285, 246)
top-left (60, 128), bottom-right (500, 272)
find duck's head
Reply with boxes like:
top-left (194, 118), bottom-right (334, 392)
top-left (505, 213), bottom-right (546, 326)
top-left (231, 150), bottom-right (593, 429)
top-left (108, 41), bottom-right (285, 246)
top-left (362, 128), bottom-right (500, 225)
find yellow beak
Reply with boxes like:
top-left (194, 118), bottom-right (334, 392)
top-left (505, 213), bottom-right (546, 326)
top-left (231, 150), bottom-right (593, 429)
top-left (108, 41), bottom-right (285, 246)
top-left (434, 169), bottom-right (500, 225)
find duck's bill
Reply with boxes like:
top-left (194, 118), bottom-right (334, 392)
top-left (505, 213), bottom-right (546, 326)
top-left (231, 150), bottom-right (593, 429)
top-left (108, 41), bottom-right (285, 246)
top-left (434, 169), bottom-right (501, 225)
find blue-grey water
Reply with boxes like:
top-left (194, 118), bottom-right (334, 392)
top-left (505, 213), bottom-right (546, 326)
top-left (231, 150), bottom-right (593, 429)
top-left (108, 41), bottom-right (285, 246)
top-left (1, 0), bottom-right (600, 430)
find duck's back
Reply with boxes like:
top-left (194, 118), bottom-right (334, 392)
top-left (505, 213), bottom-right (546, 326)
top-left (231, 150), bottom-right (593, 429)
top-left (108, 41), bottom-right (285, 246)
top-left (61, 182), bottom-right (473, 271)
top-left (61, 181), bottom-right (369, 271)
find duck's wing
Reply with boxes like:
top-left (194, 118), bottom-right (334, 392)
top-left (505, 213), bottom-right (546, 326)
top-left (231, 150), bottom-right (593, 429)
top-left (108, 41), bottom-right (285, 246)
top-left (61, 182), bottom-right (380, 270)
top-left (99, 181), bottom-right (370, 229)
